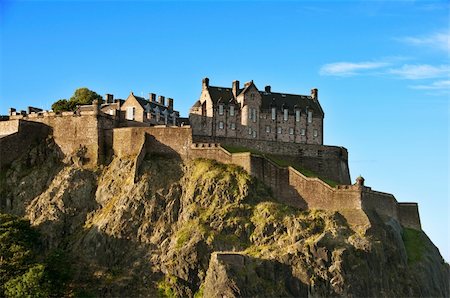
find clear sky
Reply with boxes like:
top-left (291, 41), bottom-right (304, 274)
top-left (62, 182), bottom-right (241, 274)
top-left (1, 0), bottom-right (449, 261)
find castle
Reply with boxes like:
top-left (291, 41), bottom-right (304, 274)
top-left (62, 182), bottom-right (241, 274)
top-left (190, 78), bottom-right (323, 144)
top-left (0, 78), bottom-right (422, 232)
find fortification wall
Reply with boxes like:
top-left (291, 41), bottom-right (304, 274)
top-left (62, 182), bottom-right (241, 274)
top-left (192, 135), bottom-right (350, 185)
top-left (8, 112), bottom-right (103, 166)
top-left (0, 120), bottom-right (20, 136)
top-left (398, 203), bottom-right (421, 230)
top-left (361, 190), bottom-right (399, 221)
top-left (0, 120), bottom-right (51, 168)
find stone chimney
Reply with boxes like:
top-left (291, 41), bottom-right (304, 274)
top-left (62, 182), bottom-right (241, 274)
top-left (158, 95), bottom-right (165, 106)
top-left (8, 108), bottom-right (16, 116)
top-left (149, 93), bottom-right (156, 102)
top-left (105, 94), bottom-right (114, 104)
top-left (202, 77), bottom-right (210, 89)
top-left (244, 80), bottom-right (253, 88)
top-left (232, 80), bottom-right (240, 97)
top-left (265, 85), bottom-right (271, 93)
top-left (311, 88), bottom-right (318, 100)
top-left (167, 98), bottom-right (174, 110)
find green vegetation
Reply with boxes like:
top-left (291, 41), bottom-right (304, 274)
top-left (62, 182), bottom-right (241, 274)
top-left (0, 213), bottom-right (72, 297)
top-left (221, 145), bottom-right (338, 187)
top-left (51, 87), bottom-right (103, 112)
top-left (157, 275), bottom-right (178, 298)
top-left (402, 228), bottom-right (425, 263)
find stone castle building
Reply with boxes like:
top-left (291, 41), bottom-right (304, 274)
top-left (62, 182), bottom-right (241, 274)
top-left (0, 78), bottom-right (423, 232)
top-left (190, 78), bottom-right (323, 145)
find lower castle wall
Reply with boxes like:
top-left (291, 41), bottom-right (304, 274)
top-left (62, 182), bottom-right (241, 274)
top-left (0, 120), bottom-right (50, 168)
top-left (361, 190), bottom-right (399, 221)
top-left (398, 203), bottom-right (421, 230)
top-left (192, 135), bottom-right (351, 185)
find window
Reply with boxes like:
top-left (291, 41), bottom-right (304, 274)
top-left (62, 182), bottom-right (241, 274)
top-left (248, 127), bottom-right (252, 135)
top-left (296, 110), bottom-right (300, 122)
top-left (252, 108), bottom-right (257, 122)
top-left (313, 129), bottom-right (318, 137)
top-left (126, 107), bottom-right (135, 120)
top-left (219, 121), bottom-right (224, 129)
top-left (289, 128), bottom-right (294, 135)
top-left (231, 123), bottom-right (236, 130)
top-left (266, 126), bottom-right (271, 133)
top-left (308, 111), bottom-right (313, 123)
top-left (283, 109), bottom-right (288, 121)
top-left (252, 131), bottom-right (257, 138)
top-left (218, 104), bottom-right (224, 115)
top-left (277, 127), bottom-right (282, 134)
top-left (301, 129), bottom-right (306, 136)
top-left (248, 109), bottom-right (252, 120)
top-left (271, 107), bottom-right (276, 120)
top-left (109, 109), bottom-right (114, 116)
top-left (230, 106), bottom-right (235, 116)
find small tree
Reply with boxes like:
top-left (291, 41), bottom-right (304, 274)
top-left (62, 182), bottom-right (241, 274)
top-left (69, 87), bottom-right (103, 106)
top-left (50, 88), bottom-right (103, 112)
top-left (51, 99), bottom-right (69, 113)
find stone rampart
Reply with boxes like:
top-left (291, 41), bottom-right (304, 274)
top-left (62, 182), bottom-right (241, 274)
top-left (3, 112), bottom-right (116, 167)
top-left (192, 135), bottom-right (351, 185)
top-left (398, 203), bottom-right (421, 230)
top-left (0, 120), bottom-right (51, 168)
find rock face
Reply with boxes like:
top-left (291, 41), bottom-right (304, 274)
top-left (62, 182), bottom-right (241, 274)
top-left (0, 140), bottom-right (449, 297)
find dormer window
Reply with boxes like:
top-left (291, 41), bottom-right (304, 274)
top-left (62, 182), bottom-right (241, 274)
top-left (230, 105), bottom-right (235, 116)
top-left (308, 111), bottom-right (313, 123)
top-left (218, 104), bottom-right (224, 115)
top-left (296, 110), bottom-right (300, 122)
top-left (271, 107), bottom-right (276, 120)
top-left (283, 109), bottom-right (288, 121)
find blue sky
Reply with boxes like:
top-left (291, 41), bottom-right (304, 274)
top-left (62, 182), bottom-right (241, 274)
top-left (1, 0), bottom-right (449, 261)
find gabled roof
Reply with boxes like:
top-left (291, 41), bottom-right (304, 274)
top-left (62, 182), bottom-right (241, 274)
top-left (205, 84), bottom-right (323, 116)
top-left (127, 93), bottom-right (178, 113)
top-left (260, 92), bottom-right (323, 116)
top-left (207, 86), bottom-right (234, 104)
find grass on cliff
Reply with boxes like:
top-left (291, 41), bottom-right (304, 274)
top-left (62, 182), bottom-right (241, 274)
top-left (402, 228), bottom-right (425, 264)
top-left (221, 145), bottom-right (338, 187)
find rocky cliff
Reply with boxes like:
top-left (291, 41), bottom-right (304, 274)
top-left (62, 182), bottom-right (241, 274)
top-left (0, 139), bottom-right (448, 297)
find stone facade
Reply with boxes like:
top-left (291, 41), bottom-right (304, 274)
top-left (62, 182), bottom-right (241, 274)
top-left (120, 92), bottom-right (179, 126)
top-left (189, 78), bottom-right (324, 145)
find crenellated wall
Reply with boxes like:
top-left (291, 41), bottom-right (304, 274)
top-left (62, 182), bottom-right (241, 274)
top-left (192, 135), bottom-right (351, 185)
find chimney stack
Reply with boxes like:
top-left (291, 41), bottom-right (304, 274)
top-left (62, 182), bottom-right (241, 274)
top-left (149, 93), bottom-right (156, 102)
top-left (105, 94), bottom-right (114, 104)
top-left (202, 77), bottom-right (210, 89)
top-left (167, 98), bottom-right (174, 109)
top-left (9, 108), bottom-right (16, 116)
top-left (265, 85), bottom-right (271, 93)
top-left (158, 95), bottom-right (165, 106)
top-left (311, 88), bottom-right (318, 100)
top-left (232, 80), bottom-right (240, 97)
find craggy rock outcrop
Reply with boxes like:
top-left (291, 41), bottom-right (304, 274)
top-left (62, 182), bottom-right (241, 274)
top-left (0, 141), bottom-right (448, 297)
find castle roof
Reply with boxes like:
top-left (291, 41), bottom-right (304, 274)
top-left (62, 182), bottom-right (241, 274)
top-left (206, 85), bottom-right (324, 116)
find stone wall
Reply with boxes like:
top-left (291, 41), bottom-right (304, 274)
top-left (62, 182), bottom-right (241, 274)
top-left (361, 190), bottom-right (399, 222)
top-left (398, 203), bottom-right (421, 230)
top-left (6, 111), bottom-right (113, 167)
top-left (192, 135), bottom-right (350, 185)
top-left (0, 120), bottom-right (51, 168)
